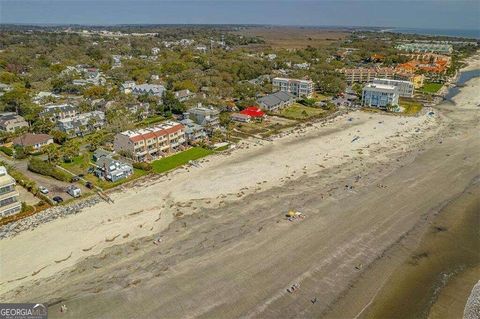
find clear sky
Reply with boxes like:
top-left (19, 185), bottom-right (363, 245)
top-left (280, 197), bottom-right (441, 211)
top-left (0, 0), bottom-right (479, 30)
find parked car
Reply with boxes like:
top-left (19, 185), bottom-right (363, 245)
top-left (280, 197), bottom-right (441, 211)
top-left (38, 186), bottom-right (49, 194)
top-left (71, 176), bottom-right (80, 182)
top-left (85, 182), bottom-right (94, 189)
top-left (66, 185), bottom-right (81, 198)
top-left (52, 196), bottom-right (63, 204)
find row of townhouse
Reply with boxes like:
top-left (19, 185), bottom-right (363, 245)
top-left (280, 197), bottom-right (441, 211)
top-left (396, 43), bottom-right (453, 55)
top-left (114, 121), bottom-right (186, 162)
top-left (272, 77), bottom-right (314, 97)
top-left (338, 67), bottom-right (397, 84)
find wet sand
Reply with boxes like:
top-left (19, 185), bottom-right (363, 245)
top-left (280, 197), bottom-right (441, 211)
top-left (359, 181), bottom-right (480, 319)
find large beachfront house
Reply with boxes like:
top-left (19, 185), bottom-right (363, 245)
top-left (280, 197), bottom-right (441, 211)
top-left (92, 149), bottom-right (133, 182)
top-left (114, 121), bottom-right (186, 162)
top-left (257, 91), bottom-right (296, 112)
top-left (272, 77), bottom-right (314, 97)
top-left (362, 83), bottom-right (399, 109)
top-left (372, 78), bottom-right (414, 98)
top-left (0, 166), bottom-right (21, 218)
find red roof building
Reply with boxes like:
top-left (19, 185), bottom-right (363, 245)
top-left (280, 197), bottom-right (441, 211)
top-left (240, 106), bottom-right (265, 118)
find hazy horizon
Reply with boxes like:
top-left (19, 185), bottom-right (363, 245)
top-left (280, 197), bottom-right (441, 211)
top-left (1, 0), bottom-right (479, 32)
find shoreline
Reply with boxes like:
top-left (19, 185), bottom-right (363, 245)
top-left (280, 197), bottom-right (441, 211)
top-left (0, 55), bottom-right (478, 318)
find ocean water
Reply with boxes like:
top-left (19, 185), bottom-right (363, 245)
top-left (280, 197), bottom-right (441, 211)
top-left (391, 27), bottom-right (480, 40)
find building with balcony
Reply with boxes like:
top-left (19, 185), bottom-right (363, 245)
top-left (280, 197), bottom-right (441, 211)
top-left (0, 166), bottom-right (21, 218)
top-left (272, 77), bottom-right (314, 97)
top-left (372, 78), bottom-right (414, 98)
top-left (114, 121), bottom-right (186, 162)
top-left (186, 106), bottom-right (220, 129)
top-left (362, 84), bottom-right (399, 109)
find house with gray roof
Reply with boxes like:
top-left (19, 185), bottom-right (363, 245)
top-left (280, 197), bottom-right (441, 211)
top-left (92, 150), bottom-right (133, 182)
top-left (57, 111), bottom-right (105, 136)
top-left (0, 113), bottom-right (28, 132)
top-left (180, 118), bottom-right (207, 144)
top-left (256, 91), bottom-right (296, 112)
top-left (132, 84), bottom-right (166, 97)
top-left (40, 104), bottom-right (78, 122)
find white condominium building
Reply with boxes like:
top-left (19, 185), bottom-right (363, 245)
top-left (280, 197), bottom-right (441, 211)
top-left (373, 78), bottom-right (414, 98)
top-left (362, 84), bottom-right (399, 108)
top-left (272, 77), bottom-right (314, 97)
top-left (0, 166), bottom-right (21, 218)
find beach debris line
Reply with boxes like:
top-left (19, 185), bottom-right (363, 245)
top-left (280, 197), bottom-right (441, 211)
top-left (351, 136), bottom-right (360, 143)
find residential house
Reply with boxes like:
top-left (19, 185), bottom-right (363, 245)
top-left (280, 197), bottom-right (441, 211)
top-left (151, 47), bottom-right (161, 55)
top-left (362, 84), bottom-right (399, 108)
top-left (127, 102), bottom-right (153, 120)
top-left (0, 113), bottom-right (28, 132)
top-left (272, 77), bottom-right (314, 97)
top-left (121, 81), bottom-right (136, 94)
top-left (0, 166), bottom-right (21, 218)
top-left (32, 91), bottom-right (59, 104)
top-left (373, 78), bottom-right (414, 98)
top-left (12, 133), bottom-right (53, 150)
top-left (180, 118), bottom-right (207, 144)
top-left (40, 104), bottom-right (78, 122)
top-left (131, 84), bottom-right (166, 97)
top-left (174, 89), bottom-right (195, 102)
top-left (231, 113), bottom-right (251, 122)
top-left (92, 149), bottom-right (133, 182)
top-left (114, 121), bottom-right (186, 162)
top-left (257, 91), bottom-right (296, 112)
top-left (195, 45), bottom-right (208, 53)
top-left (56, 111), bottom-right (105, 136)
top-left (187, 106), bottom-right (220, 129)
top-left (0, 83), bottom-right (12, 96)
top-left (240, 106), bottom-right (266, 120)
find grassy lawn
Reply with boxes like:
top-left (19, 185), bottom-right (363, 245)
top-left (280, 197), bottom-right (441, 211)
top-left (279, 103), bottom-right (325, 120)
top-left (152, 147), bottom-right (213, 174)
top-left (400, 98), bottom-right (423, 115)
top-left (60, 152), bottom-right (92, 175)
top-left (420, 82), bottom-right (443, 94)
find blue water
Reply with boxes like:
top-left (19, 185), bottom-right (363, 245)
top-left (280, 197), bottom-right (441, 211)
top-left (445, 69), bottom-right (480, 100)
top-left (391, 28), bottom-right (480, 40)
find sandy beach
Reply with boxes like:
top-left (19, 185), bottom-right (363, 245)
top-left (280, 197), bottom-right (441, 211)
top-left (1, 56), bottom-right (479, 318)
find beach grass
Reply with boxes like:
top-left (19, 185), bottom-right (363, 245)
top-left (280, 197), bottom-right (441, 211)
top-left (400, 98), bottom-right (423, 115)
top-left (152, 147), bottom-right (213, 174)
